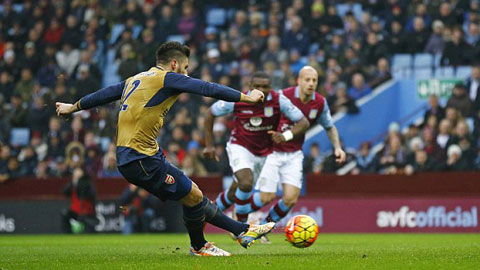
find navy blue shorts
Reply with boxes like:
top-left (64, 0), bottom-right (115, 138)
top-left (118, 153), bottom-right (192, 201)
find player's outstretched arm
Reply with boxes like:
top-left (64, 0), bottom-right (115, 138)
top-left (55, 81), bottom-right (125, 116)
top-left (164, 73), bottom-right (264, 103)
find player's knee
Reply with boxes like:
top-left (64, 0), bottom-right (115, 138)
top-left (238, 181), bottom-right (253, 192)
top-left (182, 184), bottom-right (203, 207)
top-left (283, 196), bottom-right (298, 208)
top-left (260, 192), bottom-right (276, 204)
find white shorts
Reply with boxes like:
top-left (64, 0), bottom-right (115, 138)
top-left (255, 150), bottom-right (304, 193)
top-left (225, 142), bottom-right (266, 182)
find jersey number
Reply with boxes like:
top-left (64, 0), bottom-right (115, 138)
top-left (121, 80), bottom-right (140, 111)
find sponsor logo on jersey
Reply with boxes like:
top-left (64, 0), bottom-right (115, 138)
top-left (249, 117), bottom-right (262, 126)
top-left (309, 109), bottom-right (318, 119)
top-left (241, 110), bottom-right (253, 114)
top-left (164, 174), bottom-right (175, 184)
top-left (264, 107), bottom-right (273, 117)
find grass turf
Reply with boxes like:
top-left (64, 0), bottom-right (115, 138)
top-left (1, 233), bottom-right (479, 270)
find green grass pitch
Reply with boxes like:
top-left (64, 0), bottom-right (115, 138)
top-left (1, 233), bottom-right (479, 270)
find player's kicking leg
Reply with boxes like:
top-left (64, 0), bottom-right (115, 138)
top-left (182, 182), bottom-right (275, 254)
top-left (118, 157), bottom-right (274, 256)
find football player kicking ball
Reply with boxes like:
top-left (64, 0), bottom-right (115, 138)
top-left (56, 42), bottom-right (275, 256)
top-left (203, 71), bottom-right (310, 223)
top-left (245, 66), bottom-right (346, 241)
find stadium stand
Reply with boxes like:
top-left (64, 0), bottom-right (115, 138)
top-left (0, 0), bottom-right (478, 186)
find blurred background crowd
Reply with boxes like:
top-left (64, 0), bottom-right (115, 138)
top-left (0, 0), bottom-right (479, 184)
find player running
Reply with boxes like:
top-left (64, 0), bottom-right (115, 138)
top-left (245, 66), bottom-right (346, 235)
top-left (56, 42), bottom-right (275, 256)
top-left (203, 71), bottom-right (310, 222)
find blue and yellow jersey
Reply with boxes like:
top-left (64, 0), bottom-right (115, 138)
top-left (77, 66), bottom-right (243, 166)
top-left (117, 67), bottom-right (176, 164)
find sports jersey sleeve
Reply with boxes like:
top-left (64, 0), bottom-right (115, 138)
top-left (318, 99), bottom-right (334, 129)
top-left (211, 100), bottom-right (234, 116)
top-left (78, 81), bottom-right (126, 110)
top-left (279, 94), bottom-right (304, 122)
top-left (164, 72), bottom-right (241, 102)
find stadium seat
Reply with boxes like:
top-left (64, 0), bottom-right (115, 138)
top-left (392, 54), bottom-right (412, 69)
top-left (433, 53), bottom-right (442, 67)
top-left (392, 67), bottom-right (412, 79)
top-left (206, 8), bottom-right (227, 26)
top-left (456, 66), bottom-right (472, 79)
top-left (413, 53), bottom-right (433, 68)
top-left (414, 67), bottom-right (432, 79)
top-left (132, 25), bottom-right (143, 39)
top-left (336, 3), bottom-right (363, 21)
top-left (109, 24), bottom-right (125, 45)
top-left (167, 35), bottom-right (185, 44)
top-left (434, 67), bottom-right (454, 78)
top-left (10, 128), bottom-right (30, 147)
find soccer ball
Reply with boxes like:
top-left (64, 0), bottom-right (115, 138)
top-left (284, 215), bottom-right (319, 248)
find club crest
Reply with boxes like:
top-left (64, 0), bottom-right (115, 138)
top-left (264, 107), bottom-right (273, 117)
top-left (309, 109), bottom-right (318, 119)
top-left (165, 174), bottom-right (175, 184)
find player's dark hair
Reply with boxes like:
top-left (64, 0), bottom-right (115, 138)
top-left (156, 42), bottom-right (190, 64)
top-left (251, 71), bottom-right (271, 82)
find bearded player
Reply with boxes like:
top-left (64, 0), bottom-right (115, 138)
top-left (247, 66), bottom-right (346, 233)
top-left (56, 41), bottom-right (276, 256)
top-left (203, 71), bottom-right (310, 222)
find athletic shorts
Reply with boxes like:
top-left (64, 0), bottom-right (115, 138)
top-left (225, 142), bottom-right (266, 182)
top-left (118, 152), bottom-right (192, 201)
top-left (255, 150), bottom-right (304, 193)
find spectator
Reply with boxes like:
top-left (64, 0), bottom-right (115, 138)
top-left (13, 68), bottom-right (34, 103)
top-left (441, 26), bottom-right (472, 66)
top-left (368, 58), bottom-right (392, 88)
top-left (404, 150), bottom-right (435, 175)
top-left (282, 16), bottom-right (310, 55)
top-left (43, 18), bottom-right (64, 46)
top-left (407, 17), bottom-right (430, 54)
top-left (120, 184), bottom-right (157, 234)
top-left (386, 20), bottom-right (407, 54)
top-left (465, 65), bottom-right (480, 115)
top-left (436, 119), bottom-right (452, 149)
top-left (260, 35), bottom-right (288, 65)
top-left (445, 144), bottom-right (469, 171)
top-left (328, 82), bottom-right (358, 115)
top-left (353, 142), bottom-right (375, 174)
top-left (73, 64), bottom-right (100, 101)
top-left (348, 73), bottom-right (372, 100)
top-left (446, 84), bottom-right (473, 117)
top-left (100, 152), bottom-right (122, 178)
top-left (303, 143), bottom-right (323, 174)
top-left (61, 167), bottom-right (98, 233)
top-left (424, 94), bottom-right (445, 125)
top-left (425, 20), bottom-right (446, 54)
top-left (435, 2), bottom-right (460, 27)
top-left (18, 42), bottom-right (42, 74)
top-left (422, 127), bottom-right (445, 166)
top-left (56, 42), bottom-right (81, 77)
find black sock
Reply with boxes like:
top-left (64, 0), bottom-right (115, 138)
top-left (203, 197), bottom-right (249, 236)
top-left (183, 201), bottom-right (207, 251)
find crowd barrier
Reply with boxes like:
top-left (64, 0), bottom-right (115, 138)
top-left (1, 172), bottom-right (479, 233)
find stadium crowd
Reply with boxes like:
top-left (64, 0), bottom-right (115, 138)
top-left (0, 0), bottom-right (480, 183)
